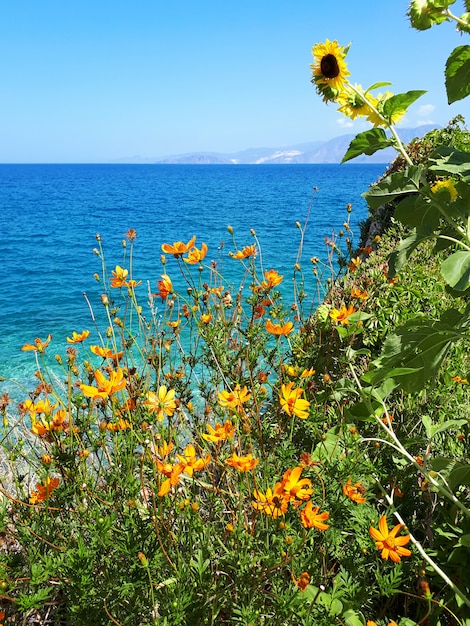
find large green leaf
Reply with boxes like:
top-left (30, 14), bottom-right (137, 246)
top-left (362, 310), bottom-right (464, 392)
top-left (429, 146), bottom-right (470, 181)
top-left (362, 166), bottom-right (424, 210)
top-left (381, 90), bottom-right (427, 119)
top-left (445, 45), bottom-right (470, 104)
top-left (341, 129), bottom-right (393, 164)
top-left (394, 194), bottom-right (440, 230)
top-left (441, 250), bottom-right (470, 290)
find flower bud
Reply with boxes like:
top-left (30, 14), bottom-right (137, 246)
top-left (101, 294), bottom-right (109, 307)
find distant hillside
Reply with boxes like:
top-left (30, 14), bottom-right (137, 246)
top-left (115, 126), bottom-right (437, 165)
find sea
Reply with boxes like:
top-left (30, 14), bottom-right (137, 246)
top-left (0, 163), bottom-right (386, 403)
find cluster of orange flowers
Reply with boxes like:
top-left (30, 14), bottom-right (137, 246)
top-left (253, 465), bottom-right (329, 530)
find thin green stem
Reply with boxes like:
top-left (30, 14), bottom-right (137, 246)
top-left (346, 83), bottom-right (414, 166)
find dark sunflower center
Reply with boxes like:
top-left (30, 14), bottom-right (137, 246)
top-left (320, 54), bottom-right (340, 79)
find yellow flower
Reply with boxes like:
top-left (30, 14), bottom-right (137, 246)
top-left (225, 452), bottom-right (259, 472)
top-left (281, 466), bottom-right (314, 503)
top-left (176, 444), bottom-right (211, 477)
top-left (329, 305), bottom-right (356, 325)
top-left (110, 265), bottom-right (129, 288)
top-left (66, 330), bottom-right (90, 344)
top-left (342, 478), bottom-right (367, 504)
top-left (29, 476), bottom-right (60, 504)
top-left (144, 386), bottom-right (177, 421)
top-left (451, 375), bottom-right (468, 384)
top-left (369, 515), bottom-right (412, 563)
top-left (265, 319), bottom-right (294, 336)
top-left (155, 274), bottom-right (173, 300)
top-left (161, 236), bottom-right (196, 257)
top-left (431, 178), bottom-right (458, 201)
top-left (252, 483), bottom-right (289, 519)
top-left (348, 256), bottom-right (362, 272)
top-left (280, 382), bottom-right (310, 419)
top-left (183, 242), bottom-right (208, 264)
top-left (299, 501), bottom-right (330, 530)
top-left (80, 367), bottom-right (126, 399)
top-left (311, 39), bottom-right (350, 101)
top-left (372, 91), bottom-right (406, 127)
top-left (218, 385), bottom-right (251, 411)
top-left (337, 85), bottom-right (378, 120)
top-left (23, 397), bottom-right (56, 417)
top-left (21, 334), bottom-right (52, 353)
top-left (230, 244), bottom-right (257, 260)
top-left (202, 420), bottom-right (236, 443)
top-left (200, 313), bottom-right (212, 324)
top-left (261, 269), bottom-right (283, 289)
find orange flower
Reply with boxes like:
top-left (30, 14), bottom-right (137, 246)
top-left (225, 452), bottom-right (259, 472)
top-left (350, 287), bottom-right (369, 300)
top-left (230, 244), bottom-right (257, 260)
top-left (252, 483), bottom-right (289, 519)
top-left (369, 515), bottom-right (412, 563)
top-left (299, 502), bottom-right (330, 530)
top-left (106, 418), bottom-right (131, 431)
top-left (281, 466), bottom-right (314, 503)
top-left (110, 265), bottom-right (129, 288)
top-left (329, 305), bottom-right (356, 325)
top-left (200, 313), bottom-right (212, 324)
top-left (342, 478), bottom-right (367, 504)
top-left (21, 334), bottom-right (52, 353)
top-left (202, 420), bottom-right (236, 443)
top-left (292, 571), bottom-right (310, 592)
top-left (218, 385), bottom-right (251, 411)
top-left (253, 304), bottom-right (266, 320)
top-left (167, 320), bottom-right (181, 329)
top-left (29, 476), bottom-right (60, 504)
top-left (280, 382), bottom-right (310, 419)
top-left (31, 408), bottom-right (69, 436)
top-left (176, 444), bottom-right (211, 477)
top-left (266, 319), bottom-right (294, 336)
top-left (80, 367), bottom-right (126, 399)
top-left (451, 375), bottom-right (468, 384)
top-left (261, 269), bottom-right (283, 289)
top-left (90, 345), bottom-right (123, 362)
top-left (144, 386), bottom-right (177, 421)
top-left (161, 236), bottom-right (196, 257)
top-left (184, 242), bottom-right (208, 264)
top-left (67, 330), bottom-right (90, 344)
top-left (300, 368), bottom-right (316, 378)
top-left (155, 274), bottom-right (173, 300)
top-left (155, 459), bottom-right (184, 496)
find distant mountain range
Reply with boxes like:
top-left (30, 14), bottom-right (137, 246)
top-left (116, 125), bottom-right (437, 165)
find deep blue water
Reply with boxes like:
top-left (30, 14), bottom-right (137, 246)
top-left (0, 163), bottom-right (385, 398)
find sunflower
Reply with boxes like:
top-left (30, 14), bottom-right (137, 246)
top-left (311, 39), bottom-right (350, 101)
top-left (336, 85), bottom-right (378, 121)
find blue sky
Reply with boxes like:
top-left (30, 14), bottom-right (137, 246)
top-left (1, 0), bottom-right (469, 162)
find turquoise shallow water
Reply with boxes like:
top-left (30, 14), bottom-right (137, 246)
top-left (0, 163), bottom-right (385, 398)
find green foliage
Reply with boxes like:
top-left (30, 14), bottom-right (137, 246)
top-left (446, 45), bottom-right (470, 103)
top-left (342, 129), bottom-right (394, 163)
